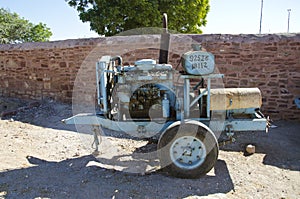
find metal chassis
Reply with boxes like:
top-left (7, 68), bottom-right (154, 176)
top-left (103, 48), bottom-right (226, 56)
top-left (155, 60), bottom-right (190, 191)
top-left (63, 73), bottom-right (267, 137)
top-left (182, 74), bottom-right (224, 119)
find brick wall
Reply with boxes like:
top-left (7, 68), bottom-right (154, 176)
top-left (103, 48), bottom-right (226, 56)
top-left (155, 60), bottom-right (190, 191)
top-left (0, 34), bottom-right (299, 120)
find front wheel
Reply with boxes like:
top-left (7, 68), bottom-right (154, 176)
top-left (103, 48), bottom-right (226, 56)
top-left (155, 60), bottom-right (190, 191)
top-left (158, 121), bottom-right (219, 178)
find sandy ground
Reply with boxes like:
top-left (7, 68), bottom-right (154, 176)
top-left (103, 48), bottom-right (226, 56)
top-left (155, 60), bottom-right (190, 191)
top-left (0, 98), bottom-right (299, 199)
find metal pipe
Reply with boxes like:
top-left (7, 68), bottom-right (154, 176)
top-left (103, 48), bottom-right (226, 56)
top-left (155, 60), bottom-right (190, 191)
top-left (207, 78), bottom-right (211, 118)
top-left (159, 13), bottom-right (170, 64)
top-left (96, 56), bottom-right (111, 114)
top-left (287, 9), bottom-right (291, 33)
top-left (100, 61), bottom-right (108, 113)
top-left (96, 62), bottom-right (101, 106)
top-left (190, 89), bottom-right (207, 108)
top-left (111, 56), bottom-right (123, 66)
top-left (259, 0), bottom-right (263, 34)
top-left (184, 78), bottom-right (190, 118)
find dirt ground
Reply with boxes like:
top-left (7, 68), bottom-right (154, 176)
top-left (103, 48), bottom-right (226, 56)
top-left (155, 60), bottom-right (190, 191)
top-left (0, 97), bottom-right (299, 199)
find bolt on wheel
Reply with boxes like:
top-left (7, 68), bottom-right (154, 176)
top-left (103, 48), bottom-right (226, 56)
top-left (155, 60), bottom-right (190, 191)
top-left (170, 136), bottom-right (206, 170)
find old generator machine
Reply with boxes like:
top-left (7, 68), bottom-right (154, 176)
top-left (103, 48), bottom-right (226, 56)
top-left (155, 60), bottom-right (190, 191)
top-left (63, 15), bottom-right (269, 178)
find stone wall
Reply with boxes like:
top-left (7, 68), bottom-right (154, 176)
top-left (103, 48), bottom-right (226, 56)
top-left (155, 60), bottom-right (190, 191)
top-left (0, 34), bottom-right (299, 120)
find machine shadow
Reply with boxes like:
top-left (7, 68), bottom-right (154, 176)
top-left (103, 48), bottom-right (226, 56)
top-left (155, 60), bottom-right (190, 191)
top-left (0, 155), bottom-right (234, 198)
top-left (220, 121), bottom-right (300, 171)
top-left (91, 140), bottom-right (234, 196)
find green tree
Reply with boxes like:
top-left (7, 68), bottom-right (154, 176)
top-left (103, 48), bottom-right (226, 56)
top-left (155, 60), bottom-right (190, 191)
top-left (0, 8), bottom-right (52, 44)
top-left (66, 0), bottom-right (210, 36)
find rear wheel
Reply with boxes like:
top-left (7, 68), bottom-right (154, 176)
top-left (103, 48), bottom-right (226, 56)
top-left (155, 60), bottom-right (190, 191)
top-left (158, 121), bottom-right (219, 178)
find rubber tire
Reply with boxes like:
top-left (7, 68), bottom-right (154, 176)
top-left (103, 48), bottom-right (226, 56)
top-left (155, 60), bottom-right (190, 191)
top-left (158, 121), bottom-right (219, 178)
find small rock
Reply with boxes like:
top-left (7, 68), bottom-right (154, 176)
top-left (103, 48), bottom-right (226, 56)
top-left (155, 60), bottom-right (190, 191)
top-left (246, 144), bottom-right (255, 154)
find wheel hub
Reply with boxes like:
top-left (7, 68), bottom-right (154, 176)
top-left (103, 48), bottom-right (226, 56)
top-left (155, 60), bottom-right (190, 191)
top-left (170, 136), bottom-right (206, 169)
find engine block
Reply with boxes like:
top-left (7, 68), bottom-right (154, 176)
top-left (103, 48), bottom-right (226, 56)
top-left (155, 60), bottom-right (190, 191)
top-left (104, 59), bottom-right (176, 121)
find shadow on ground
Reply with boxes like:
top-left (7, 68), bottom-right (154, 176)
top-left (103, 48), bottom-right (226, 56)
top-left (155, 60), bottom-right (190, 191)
top-left (220, 121), bottom-right (300, 171)
top-left (0, 155), bottom-right (233, 198)
top-left (0, 97), bottom-right (77, 132)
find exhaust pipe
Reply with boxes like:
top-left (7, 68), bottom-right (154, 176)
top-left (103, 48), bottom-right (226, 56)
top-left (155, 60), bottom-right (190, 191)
top-left (159, 13), bottom-right (170, 64)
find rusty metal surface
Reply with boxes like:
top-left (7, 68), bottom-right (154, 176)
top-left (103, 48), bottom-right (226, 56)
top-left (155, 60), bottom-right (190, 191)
top-left (200, 88), bottom-right (262, 110)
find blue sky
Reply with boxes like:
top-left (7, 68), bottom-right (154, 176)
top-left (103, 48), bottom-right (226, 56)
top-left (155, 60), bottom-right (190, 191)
top-left (204, 0), bottom-right (300, 34)
top-left (1, 0), bottom-right (299, 41)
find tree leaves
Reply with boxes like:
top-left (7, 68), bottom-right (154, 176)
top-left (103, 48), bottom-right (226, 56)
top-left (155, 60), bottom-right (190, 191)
top-left (66, 0), bottom-right (210, 36)
top-left (0, 8), bottom-right (52, 44)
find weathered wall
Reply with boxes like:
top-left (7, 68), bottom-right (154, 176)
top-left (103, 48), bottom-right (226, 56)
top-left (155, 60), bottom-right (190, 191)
top-left (0, 34), bottom-right (299, 120)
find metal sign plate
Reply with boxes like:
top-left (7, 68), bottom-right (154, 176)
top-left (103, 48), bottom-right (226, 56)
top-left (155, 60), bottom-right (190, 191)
top-left (182, 51), bottom-right (215, 75)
